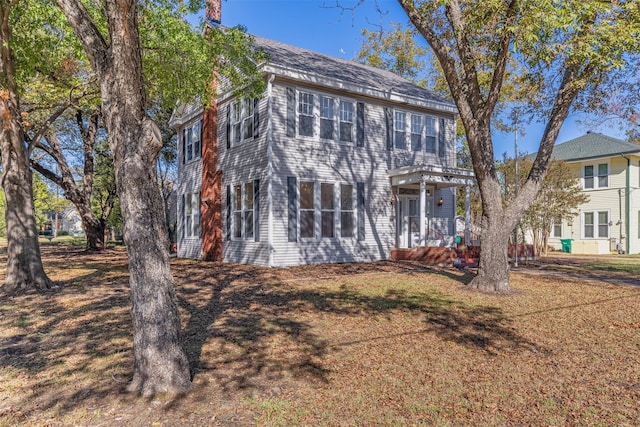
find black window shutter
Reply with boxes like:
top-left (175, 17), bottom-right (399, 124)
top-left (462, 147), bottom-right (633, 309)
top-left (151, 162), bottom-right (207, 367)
top-left (385, 107), bottom-right (393, 151)
top-left (225, 185), bottom-right (231, 241)
top-left (181, 129), bottom-right (186, 164)
top-left (356, 102), bottom-right (365, 147)
top-left (439, 118), bottom-right (446, 159)
top-left (357, 182), bottom-right (365, 241)
top-left (253, 98), bottom-right (260, 138)
top-left (287, 176), bottom-right (297, 242)
top-left (199, 119), bottom-right (204, 157)
top-left (286, 87), bottom-right (296, 137)
top-left (226, 104), bottom-right (231, 149)
top-left (254, 179), bottom-right (260, 242)
top-left (181, 194), bottom-right (185, 239)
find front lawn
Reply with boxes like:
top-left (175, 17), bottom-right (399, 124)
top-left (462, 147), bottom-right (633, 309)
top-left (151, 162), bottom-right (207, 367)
top-left (0, 247), bottom-right (638, 426)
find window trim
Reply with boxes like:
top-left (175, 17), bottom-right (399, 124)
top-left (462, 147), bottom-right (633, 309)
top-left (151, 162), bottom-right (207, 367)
top-left (183, 191), bottom-right (200, 239)
top-left (582, 209), bottom-right (609, 239)
top-left (393, 109), bottom-right (440, 154)
top-left (231, 181), bottom-right (257, 241)
top-left (295, 89), bottom-right (357, 145)
top-left (230, 98), bottom-right (258, 146)
top-left (583, 162), bottom-right (609, 190)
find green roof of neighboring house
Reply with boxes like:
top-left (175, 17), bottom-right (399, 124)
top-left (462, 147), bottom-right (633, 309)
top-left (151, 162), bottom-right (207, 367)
top-left (545, 133), bottom-right (640, 161)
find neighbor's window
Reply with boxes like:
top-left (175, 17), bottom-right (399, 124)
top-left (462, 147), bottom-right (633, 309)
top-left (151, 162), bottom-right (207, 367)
top-left (583, 210), bottom-right (608, 238)
top-left (597, 163), bottom-right (608, 188)
top-left (425, 117), bottom-right (437, 154)
top-left (551, 216), bottom-right (562, 238)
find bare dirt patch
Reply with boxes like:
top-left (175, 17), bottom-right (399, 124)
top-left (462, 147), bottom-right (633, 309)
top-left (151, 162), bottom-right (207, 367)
top-left (0, 247), bottom-right (638, 426)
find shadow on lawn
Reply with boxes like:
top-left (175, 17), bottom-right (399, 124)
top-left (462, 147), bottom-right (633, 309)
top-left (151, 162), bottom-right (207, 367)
top-left (0, 256), bottom-right (525, 419)
top-left (173, 261), bottom-right (532, 398)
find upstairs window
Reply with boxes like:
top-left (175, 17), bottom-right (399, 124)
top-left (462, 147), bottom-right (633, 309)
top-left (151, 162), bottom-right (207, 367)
top-left (410, 115), bottom-right (423, 152)
top-left (394, 111), bottom-right (406, 150)
top-left (298, 92), bottom-right (314, 136)
top-left (182, 120), bottom-right (202, 163)
top-left (584, 163), bottom-right (608, 189)
top-left (320, 96), bottom-right (334, 139)
top-left (392, 110), bottom-right (439, 154)
top-left (339, 100), bottom-right (354, 143)
top-left (230, 98), bottom-right (258, 146)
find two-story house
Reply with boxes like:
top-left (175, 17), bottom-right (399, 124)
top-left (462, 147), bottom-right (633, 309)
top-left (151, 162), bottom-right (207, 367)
top-left (543, 133), bottom-right (640, 254)
top-left (170, 3), bottom-right (474, 266)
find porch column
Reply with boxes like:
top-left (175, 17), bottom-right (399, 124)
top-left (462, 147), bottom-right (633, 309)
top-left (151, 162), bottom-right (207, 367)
top-left (419, 179), bottom-right (426, 246)
top-left (465, 185), bottom-right (471, 245)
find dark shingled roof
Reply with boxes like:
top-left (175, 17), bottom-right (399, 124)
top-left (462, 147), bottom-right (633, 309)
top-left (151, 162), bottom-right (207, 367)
top-left (547, 133), bottom-right (640, 161)
top-left (252, 35), bottom-right (455, 109)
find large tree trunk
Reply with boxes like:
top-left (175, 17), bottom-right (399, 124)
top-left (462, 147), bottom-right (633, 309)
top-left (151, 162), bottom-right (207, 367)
top-left (0, 5), bottom-right (51, 293)
top-left (80, 208), bottom-right (105, 251)
top-left (0, 132), bottom-right (52, 292)
top-left (468, 213), bottom-right (512, 292)
top-left (55, 0), bottom-right (192, 395)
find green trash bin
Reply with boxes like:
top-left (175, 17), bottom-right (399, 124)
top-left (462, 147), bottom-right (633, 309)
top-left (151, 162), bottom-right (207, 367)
top-left (560, 238), bottom-right (572, 253)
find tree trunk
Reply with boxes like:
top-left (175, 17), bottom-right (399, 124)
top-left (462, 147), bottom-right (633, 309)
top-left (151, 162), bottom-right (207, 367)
top-left (468, 213), bottom-right (512, 292)
top-left (0, 106), bottom-right (52, 292)
top-left (83, 215), bottom-right (105, 251)
top-left (55, 0), bottom-right (192, 396)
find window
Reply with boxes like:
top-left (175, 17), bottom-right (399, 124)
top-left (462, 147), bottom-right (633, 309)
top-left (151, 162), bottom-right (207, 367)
top-left (289, 179), bottom-right (364, 241)
top-left (339, 100), bottom-right (354, 143)
top-left (410, 115), bottom-right (423, 152)
top-left (300, 181), bottom-right (315, 238)
top-left (584, 163), bottom-right (608, 189)
top-left (321, 183), bottom-right (335, 238)
top-left (183, 121), bottom-right (202, 163)
top-left (233, 184), bottom-right (242, 238)
top-left (393, 111), bottom-right (439, 153)
top-left (425, 117), bottom-right (437, 154)
top-left (340, 184), bottom-right (354, 238)
top-left (598, 163), bottom-right (608, 188)
top-left (244, 182), bottom-right (254, 239)
top-left (298, 92), bottom-right (314, 136)
top-left (231, 181), bottom-right (257, 240)
top-left (551, 216), bottom-right (562, 238)
top-left (584, 165), bottom-right (594, 189)
top-left (231, 99), bottom-right (256, 144)
top-left (394, 111), bottom-right (406, 150)
top-left (583, 210), bottom-right (608, 238)
top-left (184, 192), bottom-right (200, 238)
top-left (320, 96), bottom-right (334, 139)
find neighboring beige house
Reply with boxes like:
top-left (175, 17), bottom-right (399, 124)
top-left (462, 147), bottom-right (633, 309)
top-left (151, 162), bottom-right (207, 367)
top-left (541, 133), bottom-right (640, 254)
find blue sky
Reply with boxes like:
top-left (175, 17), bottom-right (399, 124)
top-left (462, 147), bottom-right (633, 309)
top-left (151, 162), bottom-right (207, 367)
top-left (213, 0), bottom-right (630, 158)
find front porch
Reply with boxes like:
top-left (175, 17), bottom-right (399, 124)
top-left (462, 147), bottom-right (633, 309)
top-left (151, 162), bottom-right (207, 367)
top-left (388, 163), bottom-right (475, 249)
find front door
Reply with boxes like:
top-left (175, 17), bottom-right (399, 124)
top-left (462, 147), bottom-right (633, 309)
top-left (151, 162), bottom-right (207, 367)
top-left (399, 196), bottom-right (420, 248)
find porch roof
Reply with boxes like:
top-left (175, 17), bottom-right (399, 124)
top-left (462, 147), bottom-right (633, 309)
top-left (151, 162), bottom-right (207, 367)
top-left (388, 164), bottom-right (475, 187)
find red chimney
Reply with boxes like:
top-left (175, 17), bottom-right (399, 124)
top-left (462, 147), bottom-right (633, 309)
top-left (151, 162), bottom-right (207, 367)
top-left (201, 0), bottom-right (223, 261)
top-left (206, 0), bottom-right (221, 26)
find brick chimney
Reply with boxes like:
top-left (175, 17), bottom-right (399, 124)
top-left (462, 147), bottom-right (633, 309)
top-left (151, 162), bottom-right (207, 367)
top-left (206, 0), bottom-right (221, 26)
top-left (201, 0), bottom-right (223, 261)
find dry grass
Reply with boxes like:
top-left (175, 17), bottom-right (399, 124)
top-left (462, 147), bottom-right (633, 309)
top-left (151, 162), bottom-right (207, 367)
top-left (0, 246), bottom-right (638, 426)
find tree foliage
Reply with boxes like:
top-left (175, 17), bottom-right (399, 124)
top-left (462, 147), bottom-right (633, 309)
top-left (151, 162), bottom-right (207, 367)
top-left (397, 0), bottom-right (640, 291)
